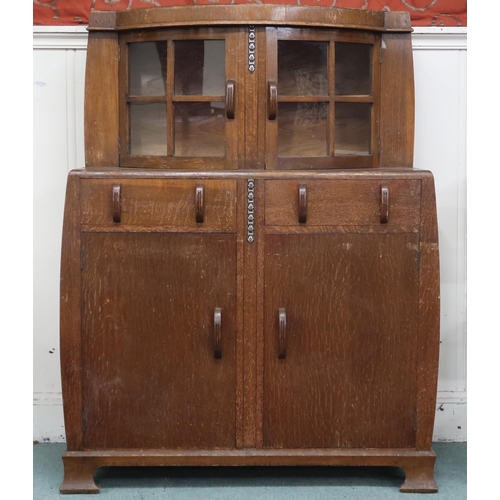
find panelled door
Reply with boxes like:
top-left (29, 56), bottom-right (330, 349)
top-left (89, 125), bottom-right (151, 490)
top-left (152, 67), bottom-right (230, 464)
top-left (81, 230), bottom-right (237, 449)
top-left (263, 229), bottom-right (420, 449)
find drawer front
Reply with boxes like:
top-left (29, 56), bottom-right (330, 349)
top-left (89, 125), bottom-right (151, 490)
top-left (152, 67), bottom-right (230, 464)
top-left (265, 179), bottom-right (421, 227)
top-left (81, 179), bottom-right (237, 231)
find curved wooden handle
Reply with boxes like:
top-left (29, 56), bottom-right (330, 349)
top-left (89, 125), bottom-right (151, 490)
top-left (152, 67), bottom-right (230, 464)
top-left (298, 184), bottom-right (307, 224)
top-left (226, 80), bottom-right (235, 119)
top-left (195, 183), bottom-right (204, 223)
top-left (268, 81), bottom-right (277, 120)
top-left (380, 183), bottom-right (389, 224)
top-left (214, 308), bottom-right (222, 359)
top-left (112, 183), bottom-right (121, 223)
top-left (278, 308), bottom-right (286, 359)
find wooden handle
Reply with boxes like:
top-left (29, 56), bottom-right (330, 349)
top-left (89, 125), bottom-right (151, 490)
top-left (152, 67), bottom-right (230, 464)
top-left (195, 183), bottom-right (204, 223)
top-left (278, 308), bottom-right (286, 359)
top-left (226, 80), bottom-right (235, 119)
top-left (112, 183), bottom-right (121, 223)
top-left (268, 81), bottom-right (277, 120)
top-left (380, 183), bottom-right (389, 223)
top-left (214, 308), bottom-right (222, 359)
top-left (298, 184), bottom-right (307, 224)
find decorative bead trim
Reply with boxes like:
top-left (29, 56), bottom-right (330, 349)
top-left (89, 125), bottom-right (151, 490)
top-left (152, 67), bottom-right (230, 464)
top-left (248, 26), bottom-right (256, 72)
top-left (247, 179), bottom-right (255, 243)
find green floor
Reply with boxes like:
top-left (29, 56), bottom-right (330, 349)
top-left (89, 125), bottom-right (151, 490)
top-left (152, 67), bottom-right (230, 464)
top-left (34, 442), bottom-right (466, 499)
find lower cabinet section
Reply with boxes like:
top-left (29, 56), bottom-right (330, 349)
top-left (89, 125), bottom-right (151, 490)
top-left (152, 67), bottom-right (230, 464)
top-left (60, 170), bottom-right (440, 494)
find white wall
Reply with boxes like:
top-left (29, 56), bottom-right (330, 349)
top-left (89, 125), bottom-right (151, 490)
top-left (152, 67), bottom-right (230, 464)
top-left (412, 29), bottom-right (467, 442)
top-left (33, 27), bottom-right (87, 443)
top-left (33, 26), bottom-right (467, 442)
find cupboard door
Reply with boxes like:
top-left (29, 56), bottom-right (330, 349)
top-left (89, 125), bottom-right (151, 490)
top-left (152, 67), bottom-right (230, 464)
top-left (265, 28), bottom-right (380, 170)
top-left (119, 28), bottom-right (242, 169)
top-left (263, 232), bottom-right (419, 449)
top-left (81, 232), bottom-right (237, 449)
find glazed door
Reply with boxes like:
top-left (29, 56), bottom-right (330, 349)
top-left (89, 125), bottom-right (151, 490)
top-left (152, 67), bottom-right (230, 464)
top-left (263, 232), bottom-right (419, 449)
top-left (81, 232), bottom-right (237, 449)
top-left (264, 28), bottom-right (380, 169)
top-left (119, 28), bottom-right (243, 169)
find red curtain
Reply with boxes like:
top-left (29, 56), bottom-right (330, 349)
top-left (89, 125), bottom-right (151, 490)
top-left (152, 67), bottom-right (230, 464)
top-left (33, 1), bottom-right (466, 27)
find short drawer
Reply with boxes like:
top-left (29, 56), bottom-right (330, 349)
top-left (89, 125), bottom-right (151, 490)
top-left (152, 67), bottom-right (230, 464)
top-left (265, 179), bottom-right (421, 227)
top-left (81, 179), bottom-right (237, 231)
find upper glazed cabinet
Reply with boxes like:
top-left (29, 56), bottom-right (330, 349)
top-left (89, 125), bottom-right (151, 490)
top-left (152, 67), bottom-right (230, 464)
top-left (85, 5), bottom-right (414, 170)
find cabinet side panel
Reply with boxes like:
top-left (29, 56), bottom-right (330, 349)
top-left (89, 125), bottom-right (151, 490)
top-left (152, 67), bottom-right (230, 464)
top-left (379, 33), bottom-right (414, 168)
top-left (60, 171), bottom-right (83, 450)
top-left (84, 32), bottom-right (119, 168)
top-left (416, 174), bottom-right (440, 449)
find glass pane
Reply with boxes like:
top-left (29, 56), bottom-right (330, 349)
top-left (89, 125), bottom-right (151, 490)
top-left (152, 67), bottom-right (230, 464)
top-left (335, 103), bottom-right (371, 155)
top-left (335, 43), bottom-right (372, 96)
top-left (174, 102), bottom-right (225, 157)
top-left (278, 102), bottom-right (328, 157)
top-left (129, 42), bottom-right (167, 96)
top-left (278, 41), bottom-right (328, 96)
top-left (130, 103), bottom-right (167, 156)
top-left (174, 40), bottom-right (225, 96)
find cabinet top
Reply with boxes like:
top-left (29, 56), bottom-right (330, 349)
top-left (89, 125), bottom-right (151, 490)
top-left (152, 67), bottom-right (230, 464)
top-left (88, 5), bottom-right (412, 33)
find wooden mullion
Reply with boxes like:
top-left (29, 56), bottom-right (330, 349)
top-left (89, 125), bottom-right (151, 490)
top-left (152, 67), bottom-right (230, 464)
top-left (372, 37), bottom-right (382, 167)
top-left (277, 95), bottom-right (329, 103)
top-left (119, 38), bottom-right (129, 159)
top-left (167, 39), bottom-right (175, 157)
top-left (334, 95), bottom-right (374, 103)
top-left (172, 95), bottom-right (225, 103)
top-left (329, 39), bottom-right (335, 157)
top-left (126, 96), bottom-right (169, 103)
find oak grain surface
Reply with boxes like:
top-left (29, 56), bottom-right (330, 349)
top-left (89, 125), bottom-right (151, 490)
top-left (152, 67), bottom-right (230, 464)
top-left (264, 179), bottom-right (421, 226)
top-left (81, 232), bottom-right (237, 450)
top-left (85, 32), bottom-right (119, 168)
top-left (81, 178), bottom-right (237, 231)
top-left (263, 232), bottom-right (419, 449)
